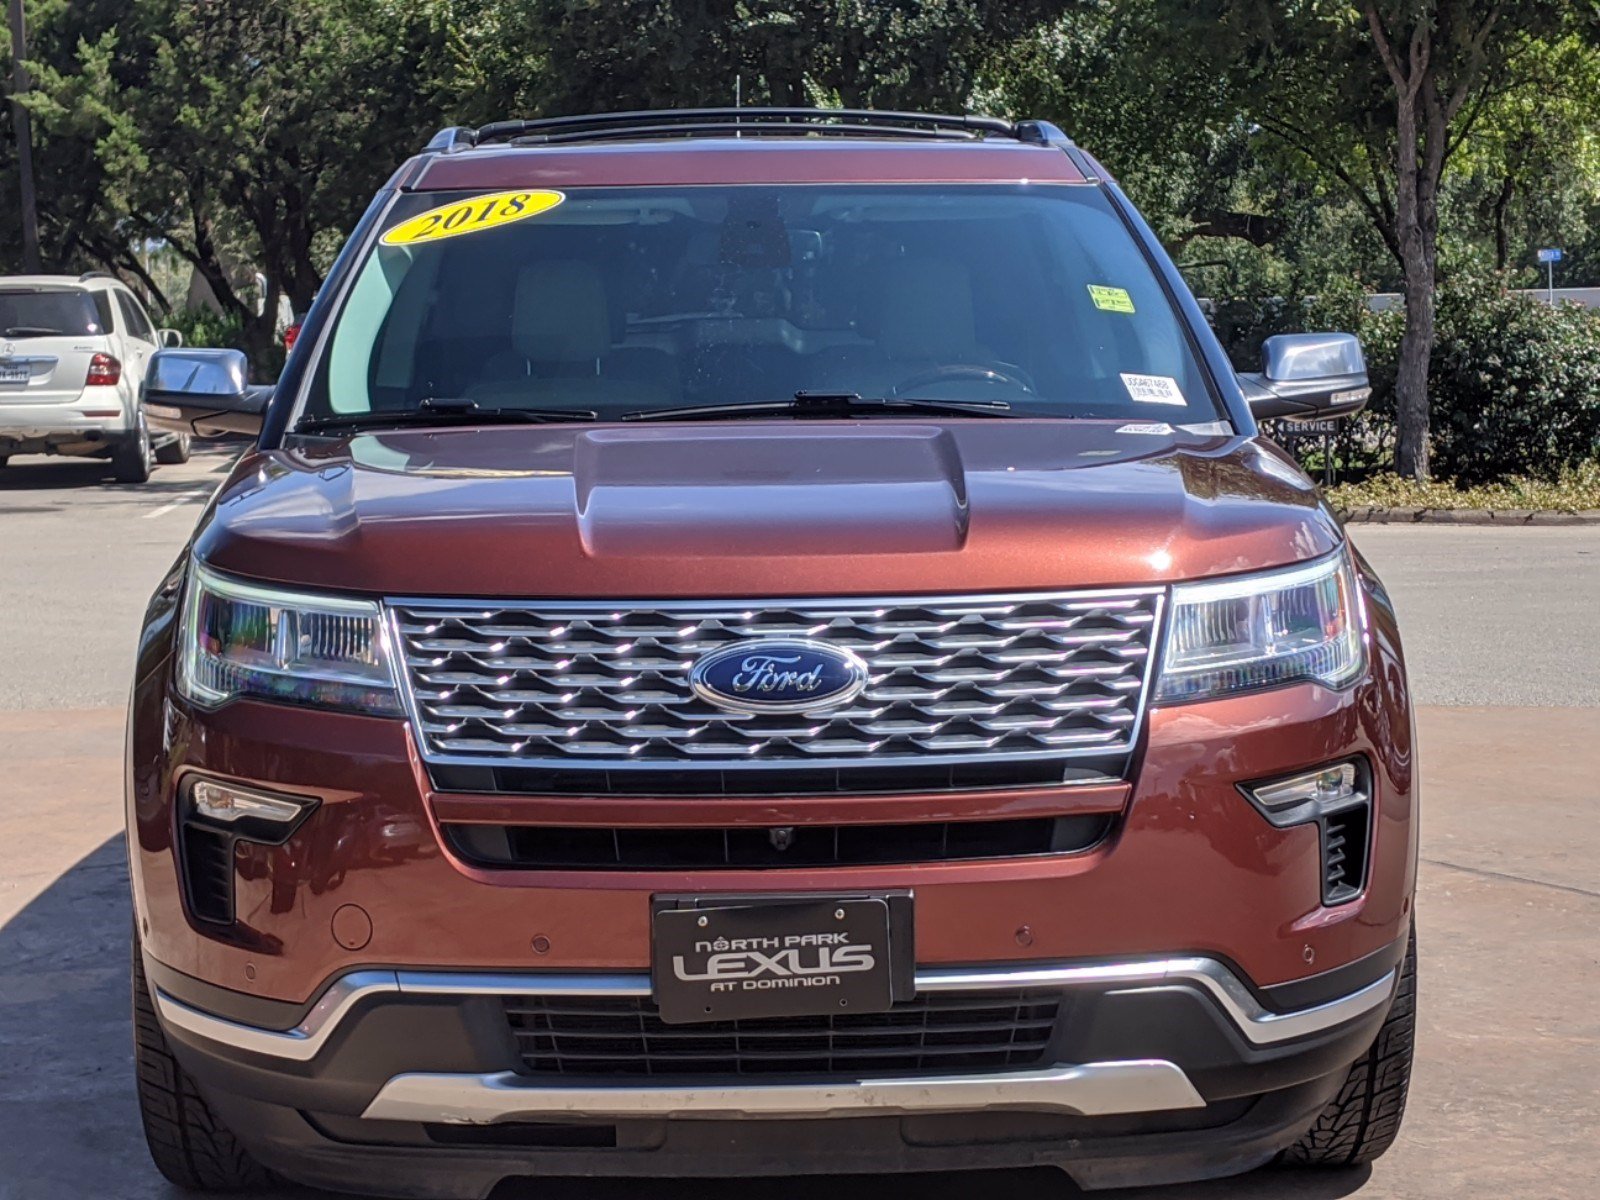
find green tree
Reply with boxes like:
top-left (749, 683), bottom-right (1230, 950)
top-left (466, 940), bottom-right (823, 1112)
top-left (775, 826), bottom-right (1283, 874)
top-left (32, 0), bottom-right (447, 358)
top-left (441, 0), bottom-right (1055, 121)
top-left (1152, 2), bottom-right (1586, 480)
top-left (1, 0), bottom-right (167, 289)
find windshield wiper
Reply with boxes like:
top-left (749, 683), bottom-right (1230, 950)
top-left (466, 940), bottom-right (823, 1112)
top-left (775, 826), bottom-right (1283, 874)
top-left (296, 397), bottom-right (598, 434)
top-left (4, 325), bottom-right (65, 337)
top-left (623, 391), bottom-right (1012, 422)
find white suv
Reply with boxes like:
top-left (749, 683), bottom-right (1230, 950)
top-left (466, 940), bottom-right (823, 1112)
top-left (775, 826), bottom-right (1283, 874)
top-left (0, 272), bottom-right (190, 482)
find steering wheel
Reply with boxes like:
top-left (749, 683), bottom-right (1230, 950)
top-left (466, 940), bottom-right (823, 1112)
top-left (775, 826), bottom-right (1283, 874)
top-left (888, 363), bottom-right (1037, 398)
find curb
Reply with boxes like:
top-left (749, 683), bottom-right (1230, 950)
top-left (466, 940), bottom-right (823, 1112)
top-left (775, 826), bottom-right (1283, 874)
top-left (1336, 506), bottom-right (1600, 526)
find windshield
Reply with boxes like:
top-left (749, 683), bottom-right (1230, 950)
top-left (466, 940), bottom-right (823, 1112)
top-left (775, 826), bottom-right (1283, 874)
top-left (300, 184), bottom-right (1222, 425)
top-left (0, 288), bottom-right (104, 338)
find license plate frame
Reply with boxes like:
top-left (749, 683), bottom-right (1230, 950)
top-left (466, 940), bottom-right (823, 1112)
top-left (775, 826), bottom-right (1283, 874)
top-left (650, 891), bottom-right (914, 1025)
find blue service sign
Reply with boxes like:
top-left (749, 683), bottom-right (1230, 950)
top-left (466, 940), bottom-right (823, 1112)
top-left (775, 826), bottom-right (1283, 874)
top-left (1537, 248), bottom-right (1563, 263)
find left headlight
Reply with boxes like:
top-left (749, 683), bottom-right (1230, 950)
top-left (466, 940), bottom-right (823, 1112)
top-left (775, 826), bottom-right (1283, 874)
top-left (177, 563), bottom-right (401, 716)
top-left (1155, 549), bottom-right (1365, 703)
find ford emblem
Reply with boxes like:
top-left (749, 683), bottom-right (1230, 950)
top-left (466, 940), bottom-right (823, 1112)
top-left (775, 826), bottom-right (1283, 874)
top-left (689, 639), bottom-right (870, 714)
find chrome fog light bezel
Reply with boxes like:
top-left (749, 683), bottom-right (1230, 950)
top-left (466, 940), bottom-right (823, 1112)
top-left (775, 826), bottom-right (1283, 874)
top-left (184, 775), bottom-right (321, 846)
top-left (1239, 758), bottom-right (1369, 830)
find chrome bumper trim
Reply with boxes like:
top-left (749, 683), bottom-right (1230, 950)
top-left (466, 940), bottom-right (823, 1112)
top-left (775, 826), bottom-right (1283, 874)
top-left (360, 1060), bottom-right (1206, 1124)
top-left (151, 957), bottom-right (1395, 1065)
top-left (153, 970), bottom-right (401, 1064)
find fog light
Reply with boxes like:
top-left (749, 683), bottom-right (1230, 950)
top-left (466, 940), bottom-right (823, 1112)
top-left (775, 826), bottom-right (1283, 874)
top-left (1240, 760), bottom-right (1367, 829)
top-left (1250, 763), bottom-right (1359, 810)
top-left (187, 778), bottom-right (318, 844)
top-left (1241, 760), bottom-right (1372, 905)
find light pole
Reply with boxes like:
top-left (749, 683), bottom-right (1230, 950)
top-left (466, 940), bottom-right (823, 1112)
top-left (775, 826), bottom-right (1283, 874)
top-left (8, 0), bottom-right (41, 272)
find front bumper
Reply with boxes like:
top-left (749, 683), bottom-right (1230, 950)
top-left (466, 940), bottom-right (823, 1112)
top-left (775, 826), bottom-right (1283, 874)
top-left (127, 553), bottom-right (1417, 1193)
top-left (145, 943), bottom-right (1402, 1194)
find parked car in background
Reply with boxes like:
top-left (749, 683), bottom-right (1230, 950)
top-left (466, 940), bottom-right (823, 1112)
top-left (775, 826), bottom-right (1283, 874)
top-left (0, 272), bottom-right (189, 481)
top-left (130, 108), bottom-right (1414, 1197)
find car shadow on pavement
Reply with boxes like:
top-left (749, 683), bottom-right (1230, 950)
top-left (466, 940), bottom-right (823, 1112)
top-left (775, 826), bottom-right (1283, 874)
top-left (0, 442), bottom-right (240, 492)
top-left (0, 457), bottom-right (123, 488)
top-left (0, 836), bottom-right (1372, 1200)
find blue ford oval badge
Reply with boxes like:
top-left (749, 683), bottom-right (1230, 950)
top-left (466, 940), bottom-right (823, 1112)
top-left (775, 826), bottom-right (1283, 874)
top-left (690, 640), bottom-right (870, 714)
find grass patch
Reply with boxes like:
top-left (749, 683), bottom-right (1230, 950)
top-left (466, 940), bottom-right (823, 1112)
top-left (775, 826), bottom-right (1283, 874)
top-left (1326, 461), bottom-right (1600, 512)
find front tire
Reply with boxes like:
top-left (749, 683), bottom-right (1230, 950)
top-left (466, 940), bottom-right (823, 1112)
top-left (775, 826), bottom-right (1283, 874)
top-left (133, 939), bottom-right (271, 1191)
top-left (155, 433), bottom-right (192, 465)
top-left (1283, 927), bottom-right (1417, 1168)
top-left (112, 423), bottom-right (154, 483)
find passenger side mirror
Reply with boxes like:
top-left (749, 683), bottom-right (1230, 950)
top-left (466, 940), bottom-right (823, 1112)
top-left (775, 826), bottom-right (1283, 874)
top-left (142, 348), bottom-right (271, 438)
top-left (1239, 333), bottom-right (1371, 422)
top-left (157, 328), bottom-right (185, 348)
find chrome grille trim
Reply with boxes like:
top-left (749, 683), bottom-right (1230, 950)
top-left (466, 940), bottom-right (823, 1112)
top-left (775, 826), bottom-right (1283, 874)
top-left (386, 589), bottom-right (1165, 772)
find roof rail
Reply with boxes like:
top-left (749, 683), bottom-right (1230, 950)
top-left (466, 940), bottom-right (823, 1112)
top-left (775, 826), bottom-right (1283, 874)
top-left (1013, 120), bottom-right (1074, 148)
top-left (78, 270), bottom-right (118, 283)
top-left (425, 108), bottom-right (1072, 151)
top-left (424, 126), bottom-right (478, 153)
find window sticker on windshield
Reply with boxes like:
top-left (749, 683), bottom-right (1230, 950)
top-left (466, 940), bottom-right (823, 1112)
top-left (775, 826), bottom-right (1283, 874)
top-left (1088, 285), bottom-right (1136, 314)
top-left (381, 190), bottom-right (566, 247)
top-left (1120, 373), bottom-right (1187, 406)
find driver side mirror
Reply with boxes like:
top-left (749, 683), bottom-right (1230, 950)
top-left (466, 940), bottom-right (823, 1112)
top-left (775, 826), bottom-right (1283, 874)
top-left (142, 348), bottom-right (271, 438)
top-left (1239, 333), bottom-right (1371, 422)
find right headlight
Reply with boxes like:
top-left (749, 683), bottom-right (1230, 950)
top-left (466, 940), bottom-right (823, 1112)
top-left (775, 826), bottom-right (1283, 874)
top-left (177, 563), bottom-right (401, 716)
top-left (1155, 549), bottom-right (1365, 703)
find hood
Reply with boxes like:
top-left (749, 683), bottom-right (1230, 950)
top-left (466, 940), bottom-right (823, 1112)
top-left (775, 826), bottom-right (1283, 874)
top-left (194, 421), bottom-right (1342, 598)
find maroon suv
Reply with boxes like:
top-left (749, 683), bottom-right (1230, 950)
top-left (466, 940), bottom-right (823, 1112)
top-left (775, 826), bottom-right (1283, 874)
top-left (131, 109), bottom-right (1416, 1196)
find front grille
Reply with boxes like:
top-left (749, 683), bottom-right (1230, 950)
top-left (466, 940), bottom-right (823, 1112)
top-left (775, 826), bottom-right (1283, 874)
top-left (428, 755), bottom-right (1113, 797)
top-left (506, 990), bottom-right (1060, 1077)
top-left (446, 813), bottom-right (1111, 870)
top-left (390, 591), bottom-right (1162, 786)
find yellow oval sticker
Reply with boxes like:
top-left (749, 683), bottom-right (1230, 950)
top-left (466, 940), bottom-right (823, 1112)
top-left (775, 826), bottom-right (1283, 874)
top-left (380, 190), bottom-right (566, 247)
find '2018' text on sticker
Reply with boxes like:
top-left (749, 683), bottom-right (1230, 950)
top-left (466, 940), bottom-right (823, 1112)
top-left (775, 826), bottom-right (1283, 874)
top-left (381, 190), bottom-right (566, 247)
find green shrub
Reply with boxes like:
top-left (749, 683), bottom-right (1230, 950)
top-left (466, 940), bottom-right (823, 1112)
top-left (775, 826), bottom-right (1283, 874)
top-left (1428, 278), bottom-right (1600, 483)
top-left (162, 306), bottom-right (247, 351)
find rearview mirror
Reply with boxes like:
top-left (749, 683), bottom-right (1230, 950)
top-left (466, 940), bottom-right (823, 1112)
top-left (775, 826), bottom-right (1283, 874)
top-left (142, 348), bottom-right (270, 438)
top-left (157, 328), bottom-right (185, 348)
top-left (1239, 333), bottom-right (1371, 422)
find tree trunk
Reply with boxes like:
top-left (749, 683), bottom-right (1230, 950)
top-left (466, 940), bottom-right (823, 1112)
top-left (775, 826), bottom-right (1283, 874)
top-left (1492, 176), bottom-right (1514, 271)
top-left (1394, 260), bottom-right (1434, 480)
top-left (1383, 31), bottom-right (1432, 482)
top-left (1391, 191), bottom-right (1433, 475)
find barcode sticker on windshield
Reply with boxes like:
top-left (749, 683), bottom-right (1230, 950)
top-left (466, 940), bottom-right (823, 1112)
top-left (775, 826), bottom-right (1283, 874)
top-left (1121, 373), bottom-right (1187, 406)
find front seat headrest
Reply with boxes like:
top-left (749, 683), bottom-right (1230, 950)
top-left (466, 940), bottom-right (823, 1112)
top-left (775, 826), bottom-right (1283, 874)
top-left (512, 260), bottom-right (611, 364)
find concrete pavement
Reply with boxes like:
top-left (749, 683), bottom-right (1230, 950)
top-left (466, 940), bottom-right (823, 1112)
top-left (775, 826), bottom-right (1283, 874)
top-left (1352, 525), bottom-right (1600, 706)
top-left (0, 447), bottom-right (236, 710)
top-left (0, 452), bottom-right (1596, 1199)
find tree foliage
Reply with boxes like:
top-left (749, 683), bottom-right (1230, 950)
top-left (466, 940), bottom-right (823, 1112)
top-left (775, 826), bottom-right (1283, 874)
top-left (4, 0), bottom-right (1600, 481)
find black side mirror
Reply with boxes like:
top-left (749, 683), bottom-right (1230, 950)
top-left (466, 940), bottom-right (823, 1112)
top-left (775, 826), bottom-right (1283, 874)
top-left (1239, 333), bottom-right (1371, 422)
top-left (142, 348), bottom-right (270, 438)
